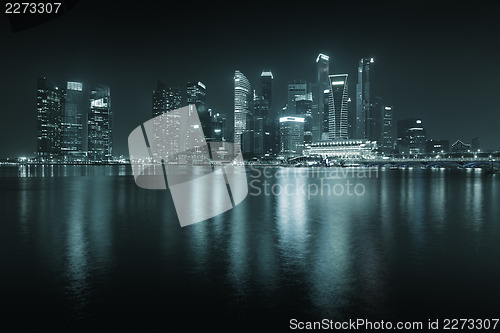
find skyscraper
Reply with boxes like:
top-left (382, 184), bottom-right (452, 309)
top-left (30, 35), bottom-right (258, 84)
top-left (186, 81), bottom-right (207, 112)
top-left (279, 116), bottom-right (305, 157)
top-left (61, 81), bottom-right (85, 159)
top-left (36, 77), bottom-right (62, 159)
top-left (397, 118), bottom-right (426, 155)
top-left (233, 70), bottom-right (252, 147)
top-left (328, 74), bottom-right (349, 140)
top-left (286, 80), bottom-right (308, 116)
top-left (88, 84), bottom-right (112, 162)
top-left (381, 105), bottom-right (394, 155)
top-left (296, 93), bottom-right (313, 145)
top-left (311, 53), bottom-right (330, 142)
top-left (356, 57), bottom-right (375, 139)
top-left (260, 71), bottom-right (273, 118)
top-left (152, 81), bottom-right (182, 118)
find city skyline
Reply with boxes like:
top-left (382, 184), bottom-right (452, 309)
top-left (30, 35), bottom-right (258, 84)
top-left (1, 1), bottom-right (499, 157)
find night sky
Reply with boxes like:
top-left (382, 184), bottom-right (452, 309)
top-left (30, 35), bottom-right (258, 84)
top-left (1, 1), bottom-right (499, 157)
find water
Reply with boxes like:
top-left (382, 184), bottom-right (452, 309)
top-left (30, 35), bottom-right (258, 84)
top-left (1, 165), bottom-right (499, 331)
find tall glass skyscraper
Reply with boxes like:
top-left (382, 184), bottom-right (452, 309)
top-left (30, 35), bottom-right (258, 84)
top-left (152, 81), bottom-right (182, 118)
top-left (88, 84), bottom-right (112, 162)
top-left (286, 80), bottom-right (308, 116)
top-left (260, 71), bottom-right (273, 118)
top-left (381, 105), bottom-right (394, 155)
top-left (279, 116), bottom-right (305, 157)
top-left (311, 53), bottom-right (330, 141)
top-left (233, 70), bottom-right (252, 147)
top-left (328, 74), bottom-right (349, 140)
top-left (356, 57), bottom-right (375, 139)
top-left (61, 81), bottom-right (84, 159)
top-left (36, 77), bottom-right (62, 159)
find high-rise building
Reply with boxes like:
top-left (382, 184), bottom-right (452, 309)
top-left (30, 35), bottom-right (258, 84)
top-left (88, 84), bottom-right (112, 162)
top-left (233, 70), bottom-right (252, 148)
top-left (397, 118), bottom-right (426, 155)
top-left (260, 71), bottom-right (273, 118)
top-left (280, 116), bottom-right (305, 157)
top-left (61, 81), bottom-right (85, 159)
top-left (36, 77), bottom-right (62, 159)
top-left (380, 105), bottom-right (394, 155)
top-left (187, 81), bottom-right (209, 132)
top-left (311, 53), bottom-right (330, 142)
top-left (328, 74), bottom-right (349, 140)
top-left (152, 81), bottom-right (182, 118)
top-left (286, 80), bottom-right (308, 116)
top-left (187, 81), bottom-right (207, 111)
top-left (356, 57), bottom-right (375, 139)
top-left (296, 93), bottom-right (313, 145)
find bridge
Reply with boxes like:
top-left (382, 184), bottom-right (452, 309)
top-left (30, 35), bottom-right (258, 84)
top-left (285, 155), bottom-right (500, 169)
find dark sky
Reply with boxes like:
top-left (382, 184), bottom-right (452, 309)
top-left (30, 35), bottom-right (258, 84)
top-left (1, 1), bottom-right (499, 157)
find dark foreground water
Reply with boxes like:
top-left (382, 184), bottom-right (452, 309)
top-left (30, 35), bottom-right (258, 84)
top-left (1, 165), bottom-right (500, 331)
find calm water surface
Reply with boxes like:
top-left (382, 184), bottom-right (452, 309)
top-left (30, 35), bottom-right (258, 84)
top-left (1, 165), bottom-right (499, 331)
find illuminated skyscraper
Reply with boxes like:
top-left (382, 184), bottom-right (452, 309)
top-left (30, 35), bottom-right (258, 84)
top-left (356, 57), bottom-right (375, 139)
top-left (88, 84), bottom-right (112, 162)
top-left (61, 81), bottom-right (85, 159)
top-left (328, 74), bottom-right (349, 140)
top-left (36, 77), bottom-right (62, 159)
top-left (233, 70), bottom-right (252, 147)
top-left (397, 118), bottom-right (426, 155)
top-left (286, 80), bottom-right (308, 116)
top-left (381, 105), bottom-right (394, 155)
top-left (260, 71), bottom-right (273, 118)
top-left (311, 53), bottom-right (330, 141)
top-left (280, 116), bottom-right (305, 157)
top-left (152, 81), bottom-right (182, 118)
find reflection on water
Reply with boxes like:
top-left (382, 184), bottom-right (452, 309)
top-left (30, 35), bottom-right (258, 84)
top-left (1, 166), bottom-right (500, 329)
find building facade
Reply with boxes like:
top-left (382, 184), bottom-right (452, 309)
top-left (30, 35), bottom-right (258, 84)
top-left (88, 84), bottom-right (112, 162)
top-left (355, 57), bottom-right (375, 140)
top-left (233, 70), bottom-right (252, 148)
top-left (280, 116), bottom-right (305, 157)
top-left (152, 81), bottom-right (182, 118)
top-left (61, 81), bottom-right (85, 159)
top-left (311, 53), bottom-right (330, 142)
top-left (328, 74), bottom-right (349, 140)
top-left (397, 118), bottom-right (426, 155)
top-left (36, 77), bottom-right (62, 159)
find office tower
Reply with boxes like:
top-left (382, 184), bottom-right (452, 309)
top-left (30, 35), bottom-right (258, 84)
top-left (88, 84), bottom-right (112, 162)
top-left (61, 81), bottom-right (85, 159)
top-left (380, 105), bottom-right (394, 155)
top-left (187, 81), bottom-right (209, 133)
top-left (296, 93), bottom-right (313, 145)
top-left (311, 53), bottom-right (330, 142)
top-left (397, 118), bottom-right (426, 155)
top-left (260, 71), bottom-right (273, 118)
top-left (207, 110), bottom-right (226, 142)
top-left (279, 116), bottom-right (305, 157)
top-left (253, 94), bottom-right (266, 157)
top-left (252, 70), bottom-right (278, 157)
top-left (36, 77), bottom-right (62, 159)
top-left (152, 81), bottom-right (182, 118)
top-left (233, 70), bottom-right (252, 147)
top-left (187, 81), bottom-right (207, 111)
top-left (328, 74), bottom-right (349, 140)
top-left (286, 80), bottom-right (308, 116)
top-left (356, 57), bottom-right (375, 139)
